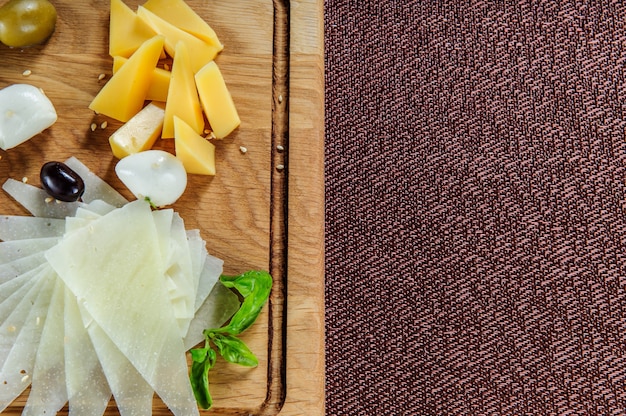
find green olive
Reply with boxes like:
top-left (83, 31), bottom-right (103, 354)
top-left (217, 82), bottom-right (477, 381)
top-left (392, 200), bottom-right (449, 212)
top-left (0, 0), bottom-right (57, 48)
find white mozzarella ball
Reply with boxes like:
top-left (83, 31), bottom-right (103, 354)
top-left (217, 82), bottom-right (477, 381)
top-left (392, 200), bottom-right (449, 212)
top-left (115, 150), bottom-right (187, 207)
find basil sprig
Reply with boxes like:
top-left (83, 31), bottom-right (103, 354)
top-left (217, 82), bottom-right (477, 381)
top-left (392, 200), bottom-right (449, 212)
top-left (190, 270), bottom-right (273, 409)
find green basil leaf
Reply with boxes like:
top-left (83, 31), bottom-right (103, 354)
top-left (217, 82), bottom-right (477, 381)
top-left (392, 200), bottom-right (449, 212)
top-left (219, 270), bottom-right (272, 335)
top-left (210, 332), bottom-right (259, 367)
top-left (189, 346), bottom-right (216, 409)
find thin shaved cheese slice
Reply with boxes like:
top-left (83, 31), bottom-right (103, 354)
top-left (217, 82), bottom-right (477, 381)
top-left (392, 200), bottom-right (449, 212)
top-left (186, 229), bottom-right (205, 299)
top-left (184, 282), bottom-right (240, 350)
top-left (195, 253), bottom-right (223, 311)
top-left (0, 216), bottom-right (65, 241)
top-left (2, 178), bottom-right (83, 219)
top-left (83, 312), bottom-right (154, 416)
top-left (0, 237), bottom-right (58, 263)
top-left (46, 200), bottom-right (198, 416)
top-left (152, 209), bottom-right (196, 336)
top-left (0, 272), bottom-right (39, 328)
top-left (0, 258), bottom-right (47, 287)
top-left (0, 275), bottom-right (42, 370)
top-left (167, 212), bottom-right (195, 334)
top-left (0, 270), bottom-right (55, 412)
top-left (23, 277), bottom-right (68, 416)
top-left (82, 199), bottom-right (117, 216)
top-left (64, 290), bottom-right (111, 416)
top-left (64, 157), bottom-right (128, 207)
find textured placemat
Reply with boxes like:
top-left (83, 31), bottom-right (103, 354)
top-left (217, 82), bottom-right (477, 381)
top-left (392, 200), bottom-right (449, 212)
top-left (325, 1), bottom-right (626, 414)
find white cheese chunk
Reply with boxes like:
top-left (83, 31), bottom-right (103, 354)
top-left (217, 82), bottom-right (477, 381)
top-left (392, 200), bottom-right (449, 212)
top-left (0, 84), bottom-right (57, 150)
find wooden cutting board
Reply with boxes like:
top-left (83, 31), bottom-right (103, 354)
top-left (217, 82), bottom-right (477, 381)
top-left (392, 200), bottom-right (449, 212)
top-left (0, 0), bottom-right (324, 414)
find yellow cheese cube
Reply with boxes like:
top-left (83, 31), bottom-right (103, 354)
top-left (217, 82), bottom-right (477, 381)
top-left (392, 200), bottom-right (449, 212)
top-left (90, 36), bottom-right (165, 122)
top-left (109, 0), bottom-right (157, 58)
top-left (109, 102), bottom-right (166, 159)
top-left (137, 6), bottom-right (220, 73)
top-left (113, 56), bottom-right (171, 102)
top-left (195, 61), bottom-right (240, 139)
top-left (174, 116), bottom-right (215, 175)
top-left (142, 0), bottom-right (223, 49)
top-left (162, 41), bottom-right (205, 139)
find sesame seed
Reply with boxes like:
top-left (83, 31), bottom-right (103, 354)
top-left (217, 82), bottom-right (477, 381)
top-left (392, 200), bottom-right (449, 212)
top-left (100, 121), bottom-right (108, 129)
top-left (277, 145), bottom-right (284, 152)
top-left (276, 164), bottom-right (285, 171)
top-left (22, 69), bottom-right (32, 77)
top-left (44, 197), bottom-right (53, 203)
top-left (90, 123), bottom-right (97, 132)
top-left (98, 73), bottom-right (106, 81)
top-left (239, 146), bottom-right (248, 154)
top-left (164, 64), bottom-right (170, 71)
top-left (7, 325), bottom-right (16, 332)
top-left (36, 316), bottom-right (40, 326)
top-left (21, 177), bottom-right (27, 183)
top-left (204, 129), bottom-right (211, 135)
top-left (21, 375), bottom-right (29, 383)
top-left (278, 94), bottom-right (283, 103)
top-left (55, 199), bottom-right (62, 204)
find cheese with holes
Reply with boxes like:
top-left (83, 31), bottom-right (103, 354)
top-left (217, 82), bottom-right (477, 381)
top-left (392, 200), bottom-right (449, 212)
top-left (142, 0), bottom-right (223, 49)
top-left (137, 6), bottom-right (220, 73)
top-left (162, 41), bottom-right (204, 139)
top-left (89, 36), bottom-right (164, 122)
top-left (109, 0), bottom-right (157, 58)
top-left (113, 56), bottom-right (170, 102)
top-left (195, 61), bottom-right (240, 139)
top-left (109, 102), bottom-right (165, 159)
top-left (174, 116), bottom-right (215, 175)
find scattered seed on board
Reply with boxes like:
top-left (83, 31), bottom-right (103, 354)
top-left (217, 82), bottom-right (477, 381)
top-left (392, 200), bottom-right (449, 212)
top-left (90, 123), bottom-right (97, 132)
top-left (100, 121), bottom-right (108, 129)
top-left (7, 325), bottom-right (16, 333)
top-left (21, 375), bottom-right (29, 383)
top-left (44, 197), bottom-right (54, 204)
top-left (22, 69), bottom-right (32, 77)
top-left (164, 63), bottom-right (170, 71)
top-left (277, 145), bottom-right (284, 152)
top-left (239, 146), bottom-right (248, 154)
top-left (98, 73), bottom-right (106, 81)
top-left (278, 94), bottom-right (283, 103)
top-left (276, 164), bottom-right (285, 171)
top-left (21, 177), bottom-right (27, 183)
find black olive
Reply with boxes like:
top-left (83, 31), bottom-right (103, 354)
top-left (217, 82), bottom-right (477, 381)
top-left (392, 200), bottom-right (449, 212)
top-left (40, 161), bottom-right (85, 202)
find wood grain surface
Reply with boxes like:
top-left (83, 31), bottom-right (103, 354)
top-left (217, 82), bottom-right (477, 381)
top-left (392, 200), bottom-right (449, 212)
top-left (0, 0), bottom-right (324, 414)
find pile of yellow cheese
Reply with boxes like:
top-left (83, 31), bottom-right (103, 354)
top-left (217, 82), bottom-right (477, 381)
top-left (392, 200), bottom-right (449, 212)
top-left (90, 0), bottom-right (241, 176)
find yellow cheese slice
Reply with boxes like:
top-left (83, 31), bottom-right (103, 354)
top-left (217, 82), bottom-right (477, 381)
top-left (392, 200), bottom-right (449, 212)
top-left (195, 61), bottom-right (240, 139)
top-left (137, 6), bottom-right (220, 73)
top-left (109, 101), bottom-right (166, 159)
top-left (89, 35), bottom-right (165, 122)
top-left (162, 41), bottom-right (205, 139)
top-left (174, 116), bottom-right (215, 175)
top-left (109, 0), bottom-right (157, 58)
top-left (142, 0), bottom-right (223, 49)
top-left (113, 56), bottom-right (171, 103)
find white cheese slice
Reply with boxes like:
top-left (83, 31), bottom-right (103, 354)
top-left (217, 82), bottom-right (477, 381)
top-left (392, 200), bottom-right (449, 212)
top-left (46, 200), bottom-right (198, 416)
top-left (23, 277), bottom-right (68, 416)
top-left (64, 290), bottom-right (112, 416)
top-left (0, 270), bottom-right (55, 412)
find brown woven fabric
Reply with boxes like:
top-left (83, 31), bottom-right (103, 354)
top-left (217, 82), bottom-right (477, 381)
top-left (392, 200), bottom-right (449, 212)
top-left (325, 1), bottom-right (626, 415)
